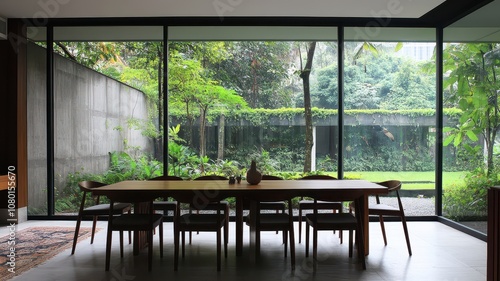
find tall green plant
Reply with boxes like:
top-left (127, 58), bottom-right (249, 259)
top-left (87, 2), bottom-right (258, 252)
top-left (443, 43), bottom-right (500, 176)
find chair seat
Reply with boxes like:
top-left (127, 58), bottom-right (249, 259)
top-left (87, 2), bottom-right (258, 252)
top-left (83, 202), bottom-right (131, 215)
top-left (111, 214), bottom-right (163, 230)
top-left (305, 213), bottom-right (358, 229)
top-left (369, 203), bottom-right (399, 213)
top-left (259, 201), bottom-right (286, 209)
top-left (299, 200), bottom-right (342, 209)
top-left (245, 213), bottom-right (290, 228)
top-left (179, 214), bottom-right (226, 230)
top-left (194, 200), bottom-right (229, 210)
top-left (153, 201), bottom-right (177, 210)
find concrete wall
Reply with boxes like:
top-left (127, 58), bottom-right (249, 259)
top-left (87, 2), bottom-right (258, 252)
top-left (27, 43), bottom-right (152, 212)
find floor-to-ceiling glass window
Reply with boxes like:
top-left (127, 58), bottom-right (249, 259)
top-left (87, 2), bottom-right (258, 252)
top-left (42, 26), bottom-right (164, 215)
top-left (167, 27), bottom-right (339, 183)
top-left (343, 27), bottom-right (437, 216)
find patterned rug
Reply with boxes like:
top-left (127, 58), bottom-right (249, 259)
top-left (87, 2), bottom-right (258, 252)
top-left (0, 226), bottom-right (95, 281)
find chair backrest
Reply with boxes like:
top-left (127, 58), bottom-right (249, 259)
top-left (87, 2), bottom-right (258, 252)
top-left (194, 175), bottom-right (228, 180)
top-left (299, 175), bottom-right (337, 180)
top-left (375, 180), bottom-right (403, 208)
top-left (149, 175), bottom-right (183, 181)
top-left (376, 180), bottom-right (402, 192)
top-left (107, 192), bottom-right (157, 226)
top-left (261, 175), bottom-right (283, 180)
top-left (78, 180), bottom-right (107, 192)
top-left (78, 181), bottom-right (107, 206)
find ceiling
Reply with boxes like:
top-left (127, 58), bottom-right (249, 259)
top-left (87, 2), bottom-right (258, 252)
top-left (1, 0), bottom-right (499, 42)
top-left (0, 0), bottom-right (446, 19)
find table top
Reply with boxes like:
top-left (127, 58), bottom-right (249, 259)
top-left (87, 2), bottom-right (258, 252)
top-left (92, 179), bottom-right (388, 200)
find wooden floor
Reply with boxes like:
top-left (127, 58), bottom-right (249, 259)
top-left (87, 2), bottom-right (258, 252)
top-left (3, 220), bottom-right (486, 281)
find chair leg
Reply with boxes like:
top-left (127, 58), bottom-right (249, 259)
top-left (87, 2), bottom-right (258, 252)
top-left (339, 208), bottom-right (343, 243)
top-left (71, 215), bottom-right (82, 255)
top-left (90, 215), bottom-right (98, 244)
top-left (225, 206), bottom-right (230, 244)
top-left (348, 230), bottom-right (353, 258)
top-left (105, 228), bottom-right (112, 271)
top-left (119, 231), bottom-right (124, 258)
top-left (174, 228), bottom-right (179, 271)
top-left (401, 216), bottom-right (412, 256)
top-left (256, 226), bottom-right (261, 255)
top-left (217, 228), bottom-right (222, 271)
top-left (379, 215), bottom-right (387, 245)
top-left (312, 228), bottom-right (318, 272)
top-left (305, 222), bottom-right (310, 257)
top-left (159, 223), bottom-right (164, 258)
top-left (289, 223), bottom-right (296, 271)
top-left (148, 230), bottom-right (153, 271)
top-left (127, 209), bottom-right (132, 244)
top-left (224, 221), bottom-right (228, 258)
top-left (298, 207), bottom-right (303, 243)
top-left (276, 209), bottom-right (279, 235)
top-left (182, 231), bottom-right (186, 258)
top-left (284, 230), bottom-right (288, 257)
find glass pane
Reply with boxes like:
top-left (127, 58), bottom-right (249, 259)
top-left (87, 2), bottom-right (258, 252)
top-left (441, 42), bottom-right (498, 235)
top-left (344, 27), bottom-right (436, 217)
top-left (27, 27), bottom-right (48, 216)
top-left (52, 26), bottom-right (163, 215)
top-left (168, 29), bottom-right (338, 180)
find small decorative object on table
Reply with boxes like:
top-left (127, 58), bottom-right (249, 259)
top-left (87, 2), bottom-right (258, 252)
top-left (229, 175), bottom-right (236, 184)
top-left (246, 160), bottom-right (262, 185)
top-left (236, 175), bottom-right (242, 184)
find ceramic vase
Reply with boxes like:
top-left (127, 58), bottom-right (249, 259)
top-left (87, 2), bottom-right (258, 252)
top-left (246, 160), bottom-right (262, 185)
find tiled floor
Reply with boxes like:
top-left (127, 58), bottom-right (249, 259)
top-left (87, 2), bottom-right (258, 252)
top-left (1, 220), bottom-right (486, 281)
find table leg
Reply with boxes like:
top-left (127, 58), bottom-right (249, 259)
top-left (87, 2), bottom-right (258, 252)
top-left (248, 199), bottom-right (259, 260)
top-left (361, 194), bottom-right (370, 255)
top-left (236, 195), bottom-right (243, 256)
top-left (133, 202), bottom-right (149, 255)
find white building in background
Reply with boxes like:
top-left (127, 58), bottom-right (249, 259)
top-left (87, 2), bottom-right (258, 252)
top-left (395, 42), bottom-right (435, 61)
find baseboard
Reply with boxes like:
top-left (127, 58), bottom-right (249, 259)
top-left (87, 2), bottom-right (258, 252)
top-left (0, 207), bottom-right (27, 224)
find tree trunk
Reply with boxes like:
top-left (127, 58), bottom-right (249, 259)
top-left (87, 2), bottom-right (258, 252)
top-left (157, 46), bottom-right (164, 161)
top-left (300, 42), bottom-right (317, 173)
top-left (185, 102), bottom-right (194, 147)
top-left (199, 107), bottom-right (207, 157)
top-left (218, 114), bottom-right (225, 160)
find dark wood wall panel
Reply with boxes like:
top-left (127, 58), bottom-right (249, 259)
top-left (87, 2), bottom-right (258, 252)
top-left (488, 187), bottom-right (500, 280)
top-left (0, 20), bottom-right (28, 209)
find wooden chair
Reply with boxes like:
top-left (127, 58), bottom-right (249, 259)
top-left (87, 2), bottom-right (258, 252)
top-left (258, 175), bottom-right (287, 212)
top-left (369, 180), bottom-right (412, 256)
top-left (244, 175), bottom-right (286, 237)
top-left (191, 175), bottom-right (230, 244)
top-left (71, 181), bottom-right (132, 255)
top-left (148, 175), bottom-right (183, 220)
top-left (298, 175), bottom-right (343, 243)
top-left (172, 192), bottom-right (228, 271)
top-left (245, 195), bottom-right (296, 270)
top-left (105, 192), bottom-right (164, 272)
top-left (305, 197), bottom-right (366, 271)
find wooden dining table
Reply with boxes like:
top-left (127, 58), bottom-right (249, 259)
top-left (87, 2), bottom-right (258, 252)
top-left (92, 179), bottom-right (388, 256)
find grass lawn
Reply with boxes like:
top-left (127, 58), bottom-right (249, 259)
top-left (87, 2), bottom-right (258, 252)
top-left (343, 171), bottom-right (468, 190)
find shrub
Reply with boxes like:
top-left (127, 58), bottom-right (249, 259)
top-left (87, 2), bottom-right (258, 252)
top-left (443, 168), bottom-right (497, 220)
